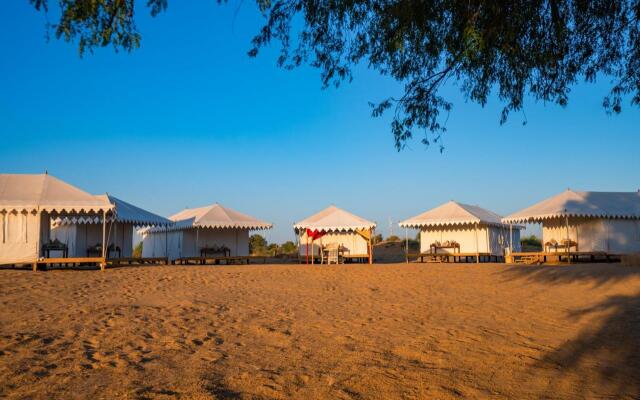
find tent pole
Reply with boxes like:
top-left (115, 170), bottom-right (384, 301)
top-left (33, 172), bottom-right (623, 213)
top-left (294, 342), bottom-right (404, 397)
top-left (509, 223), bottom-right (513, 252)
top-left (369, 228), bottom-right (373, 265)
top-left (565, 214), bottom-right (570, 264)
top-left (299, 232), bottom-right (302, 262)
top-left (311, 237), bottom-right (315, 265)
top-left (107, 221), bottom-right (117, 255)
top-left (405, 227), bottom-right (409, 263)
top-left (606, 219), bottom-right (610, 253)
top-left (486, 226), bottom-right (490, 259)
top-left (475, 223), bottom-right (479, 264)
top-left (106, 218), bottom-right (115, 259)
top-left (165, 225), bottom-right (168, 262)
top-left (34, 208), bottom-right (41, 272)
top-left (196, 227), bottom-right (199, 257)
top-left (306, 234), bottom-right (309, 265)
top-left (101, 210), bottom-right (106, 271)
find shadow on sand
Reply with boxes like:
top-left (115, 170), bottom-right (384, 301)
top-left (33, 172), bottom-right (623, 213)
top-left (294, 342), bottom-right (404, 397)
top-left (500, 264), bottom-right (640, 398)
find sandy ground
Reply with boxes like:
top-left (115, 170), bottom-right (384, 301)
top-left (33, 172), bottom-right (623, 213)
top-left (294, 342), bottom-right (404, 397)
top-left (0, 263), bottom-right (639, 400)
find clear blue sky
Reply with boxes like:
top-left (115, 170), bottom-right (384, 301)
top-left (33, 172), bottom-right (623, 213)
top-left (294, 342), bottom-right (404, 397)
top-left (1, 1), bottom-right (639, 242)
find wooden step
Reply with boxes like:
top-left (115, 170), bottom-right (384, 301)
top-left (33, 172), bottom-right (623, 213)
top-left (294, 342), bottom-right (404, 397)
top-left (515, 255), bottom-right (540, 265)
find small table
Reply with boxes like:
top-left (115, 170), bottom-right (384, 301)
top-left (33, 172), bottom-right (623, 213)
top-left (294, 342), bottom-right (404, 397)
top-left (430, 244), bottom-right (460, 254)
top-left (42, 242), bottom-right (68, 258)
top-left (200, 246), bottom-right (231, 258)
top-left (108, 245), bottom-right (121, 258)
top-left (428, 244), bottom-right (461, 262)
top-left (87, 245), bottom-right (121, 258)
top-left (545, 242), bottom-right (578, 253)
top-left (87, 246), bottom-right (101, 257)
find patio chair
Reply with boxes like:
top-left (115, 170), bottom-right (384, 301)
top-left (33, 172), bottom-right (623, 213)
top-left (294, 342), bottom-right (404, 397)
top-left (325, 243), bottom-right (342, 264)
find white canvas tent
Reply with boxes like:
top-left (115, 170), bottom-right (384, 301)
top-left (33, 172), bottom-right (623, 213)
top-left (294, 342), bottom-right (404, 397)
top-left (141, 203), bottom-right (272, 261)
top-left (0, 173), bottom-right (113, 265)
top-left (503, 190), bottom-right (640, 254)
top-left (399, 201), bottom-right (522, 259)
top-left (293, 205), bottom-right (376, 264)
top-left (51, 194), bottom-right (171, 258)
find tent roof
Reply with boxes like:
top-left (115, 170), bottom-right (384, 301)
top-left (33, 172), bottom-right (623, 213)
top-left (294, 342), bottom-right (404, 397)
top-left (399, 201), bottom-right (514, 228)
top-left (293, 205), bottom-right (376, 232)
top-left (99, 194), bottom-right (171, 226)
top-left (0, 173), bottom-right (113, 213)
top-left (503, 190), bottom-right (640, 223)
top-left (166, 203), bottom-right (272, 231)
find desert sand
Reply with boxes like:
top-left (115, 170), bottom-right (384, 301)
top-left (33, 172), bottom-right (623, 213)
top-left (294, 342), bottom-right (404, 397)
top-left (0, 263), bottom-right (639, 399)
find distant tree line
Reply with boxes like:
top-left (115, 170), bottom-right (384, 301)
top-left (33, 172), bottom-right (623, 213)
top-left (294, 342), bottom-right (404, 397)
top-left (249, 234), bottom-right (297, 256)
top-left (520, 235), bottom-right (542, 251)
top-left (250, 232), bottom-right (424, 256)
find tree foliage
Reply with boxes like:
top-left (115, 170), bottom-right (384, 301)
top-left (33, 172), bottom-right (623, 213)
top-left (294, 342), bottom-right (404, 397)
top-left (371, 233), bottom-right (383, 244)
top-left (248, 235), bottom-right (297, 256)
top-left (249, 233), bottom-right (268, 255)
top-left (279, 240), bottom-right (297, 254)
top-left (31, 0), bottom-right (640, 150)
top-left (520, 234), bottom-right (542, 248)
top-left (386, 235), bottom-right (401, 242)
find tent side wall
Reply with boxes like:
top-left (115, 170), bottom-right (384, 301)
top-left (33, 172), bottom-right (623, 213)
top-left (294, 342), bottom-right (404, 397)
top-left (420, 225), bottom-right (489, 254)
top-left (419, 224), bottom-right (519, 255)
top-left (50, 224), bottom-right (78, 256)
top-left (608, 219), bottom-right (640, 253)
top-left (141, 230), bottom-right (182, 260)
top-left (82, 224), bottom-right (103, 255)
top-left (178, 228), bottom-right (250, 258)
top-left (51, 222), bottom-right (135, 258)
top-left (542, 217), bottom-right (640, 253)
top-left (298, 231), bottom-right (369, 256)
top-left (110, 223), bottom-right (133, 257)
top-left (511, 227), bottom-right (522, 252)
top-left (487, 225), bottom-right (522, 254)
top-left (85, 223), bottom-right (134, 257)
top-left (0, 210), bottom-right (41, 264)
top-left (51, 223), bottom-right (101, 257)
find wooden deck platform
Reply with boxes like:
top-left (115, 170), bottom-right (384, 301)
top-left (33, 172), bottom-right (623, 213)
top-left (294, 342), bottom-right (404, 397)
top-left (33, 257), bottom-right (106, 271)
top-left (407, 252), bottom-right (502, 263)
top-left (297, 255), bottom-right (321, 264)
top-left (296, 254), bottom-right (371, 264)
top-left (2, 257), bottom-right (169, 271)
top-left (507, 251), bottom-right (621, 265)
top-left (173, 255), bottom-right (268, 266)
top-left (106, 257), bottom-right (168, 267)
top-left (342, 254), bottom-right (371, 263)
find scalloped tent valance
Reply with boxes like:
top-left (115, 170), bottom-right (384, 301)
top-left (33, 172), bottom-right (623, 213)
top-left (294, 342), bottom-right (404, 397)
top-left (502, 190), bottom-right (640, 223)
top-left (293, 205), bottom-right (376, 233)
